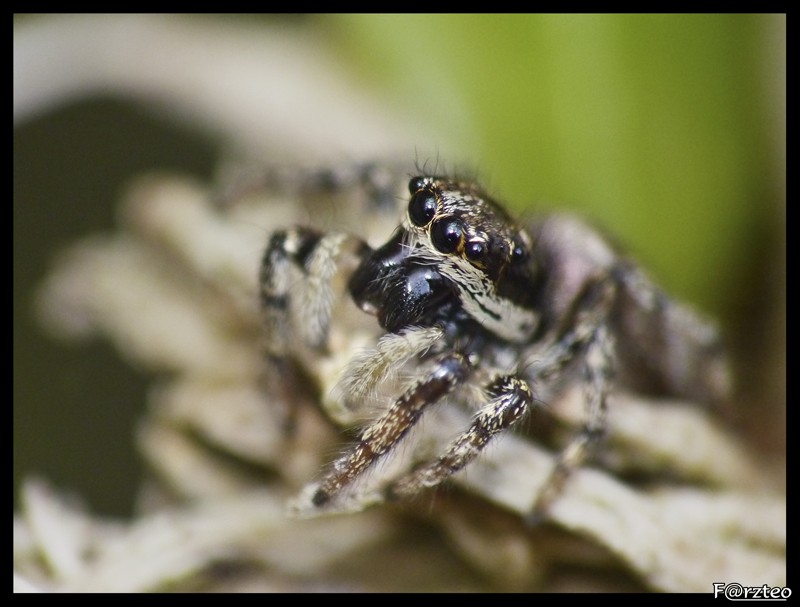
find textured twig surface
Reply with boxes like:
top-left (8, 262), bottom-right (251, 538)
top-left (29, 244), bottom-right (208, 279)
top-left (15, 15), bottom-right (785, 593)
top-left (16, 176), bottom-right (785, 592)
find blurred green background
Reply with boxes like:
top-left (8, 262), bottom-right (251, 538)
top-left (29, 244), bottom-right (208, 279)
top-left (14, 14), bottom-right (785, 515)
top-left (330, 14), bottom-right (782, 317)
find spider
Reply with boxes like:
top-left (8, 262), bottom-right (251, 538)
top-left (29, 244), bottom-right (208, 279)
top-left (258, 168), bottom-right (730, 518)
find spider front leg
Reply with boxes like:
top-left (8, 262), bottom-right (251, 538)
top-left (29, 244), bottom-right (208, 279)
top-left (385, 375), bottom-right (535, 501)
top-left (331, 326), bottom-right (445, 413)
top-left (298, 352), bottom-right (472, 511)
top-left (260, 227), bottom-right (370, 352)
top-left (259, 227), bottom-right (370, 425)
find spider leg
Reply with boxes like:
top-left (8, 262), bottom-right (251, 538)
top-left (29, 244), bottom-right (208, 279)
top-left (332, 326), bottom-right (445, 412)
top-left (529, 323), bottom-right (614, 521)
top-left (309, 352), bottom-right (472, 508)
top-left (522, 275), bottom-right (617, 521)
top-left (259, 227), bottom-right (370, 428)
top-left (612, 261), bottom-right (731, 405)
top-left (385, 375), bottom-right (534, 501)
top-left (216, 161), bottom-right (403, 214)
top-left (260, 227), bottom-right (369, 352)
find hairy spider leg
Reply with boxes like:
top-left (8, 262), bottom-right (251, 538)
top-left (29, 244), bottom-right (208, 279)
top-left (529, 324), bottom-right (614, 521)
top-left (526, 276), bottom-right (617, 520)
top-left (311, 352), bottom-right (472, 507)
top-left (376, 279), bottom-right (614, 510)
top-left (332, 326), bottom-right (445, 411)
top-left (215, 161), bottom-right (404, 212)
top-left (259, 227), bottom-right (371, 427)
top-left (385, 375), bottom-right (534, 501)
top-left (261, 228), bottom-right (368, 351)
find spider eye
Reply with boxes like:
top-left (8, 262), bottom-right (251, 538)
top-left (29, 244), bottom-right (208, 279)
top-left (408, 176), bottom-right (427, 195)
top-left (511, 237), bottom-right (528, 263)
top-left (465, 240), bottom-right (488, 265)
top-left (408, 190), bottom-right (437, 227)
top-left (430, 218), bottom-right (463, 254)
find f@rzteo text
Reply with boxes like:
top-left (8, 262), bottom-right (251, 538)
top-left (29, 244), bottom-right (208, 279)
top-left (713, 583), bottom-right (791, 600)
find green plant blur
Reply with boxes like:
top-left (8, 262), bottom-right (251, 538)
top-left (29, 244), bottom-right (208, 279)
top-left (326, 14), bottom-right (779, 321)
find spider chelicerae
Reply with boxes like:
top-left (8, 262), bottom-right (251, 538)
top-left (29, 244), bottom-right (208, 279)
top-left (258, 166), bottom-right (730, 518)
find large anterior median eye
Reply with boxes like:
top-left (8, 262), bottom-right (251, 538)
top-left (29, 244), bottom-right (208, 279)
top-left (408, 190), bottom-right (437, 227)
top-left (430, 218), bottom-right (463, 254)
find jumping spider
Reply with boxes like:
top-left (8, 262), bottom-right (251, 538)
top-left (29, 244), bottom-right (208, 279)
top-left (259, 168), bottom-right (730, 518)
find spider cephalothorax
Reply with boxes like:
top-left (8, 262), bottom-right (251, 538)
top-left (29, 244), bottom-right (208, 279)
top-left (259, 169), bottom-right (729, 517)
top-left (349, 176), bottom-right (540, 350)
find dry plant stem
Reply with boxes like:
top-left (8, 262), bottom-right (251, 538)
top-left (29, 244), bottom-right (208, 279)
top-left (15, 15), bottom-right (784, 593)
top-left (15, 480), bottom-right (401, 592)
top-left (27, 175), bottom-right (785, 592)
